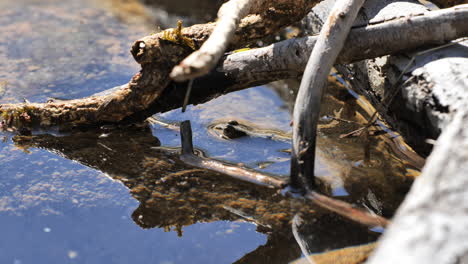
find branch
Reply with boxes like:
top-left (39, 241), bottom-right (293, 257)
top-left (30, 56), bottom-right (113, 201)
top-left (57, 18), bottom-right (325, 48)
top-left (170, 0), bottom-right (262, 81)
top-left (1, 6), bottom-right (466, 128)
top-left (180, 120), bottom-right (286, 188)
top-left (290, 0), bottom-right (365, 191)
top-left (117, 6), bottom-right (468, 124)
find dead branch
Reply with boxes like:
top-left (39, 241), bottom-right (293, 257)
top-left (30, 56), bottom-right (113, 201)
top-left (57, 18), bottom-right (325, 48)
top-left (170, 0), bottom-right (262, 81)
top-left (0, 0), bottom-right (320, 129)
top-left (291, 0), bottom-right (365, 191)
top-left (1, 6), bottom-right (466, 129)
top-left (180, 120), bottom-right (286, 188)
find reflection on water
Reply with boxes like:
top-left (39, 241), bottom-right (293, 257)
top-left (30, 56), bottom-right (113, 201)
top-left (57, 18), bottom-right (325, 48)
top-left (0, 0), bottom-right (423, 263)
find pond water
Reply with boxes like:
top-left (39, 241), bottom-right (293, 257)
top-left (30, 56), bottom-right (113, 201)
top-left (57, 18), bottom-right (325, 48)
top-left (0, 1), bottom-right (422, 263)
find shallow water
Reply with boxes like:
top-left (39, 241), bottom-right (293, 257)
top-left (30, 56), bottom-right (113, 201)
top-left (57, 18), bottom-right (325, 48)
top-left (0, 1), bottom-right (422, 263)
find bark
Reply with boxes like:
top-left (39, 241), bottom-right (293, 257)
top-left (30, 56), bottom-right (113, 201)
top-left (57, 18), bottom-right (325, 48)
top-left (314, 2), bottom-right (468, 155)
top-left (430, 0), bottom-right (468, 8)
top-left (1, 5), bottom-right (465, 129)
top-left (170, 0), bottom-right (263, 81)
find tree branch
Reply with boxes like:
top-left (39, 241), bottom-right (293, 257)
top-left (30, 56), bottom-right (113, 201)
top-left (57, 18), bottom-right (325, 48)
top-left (290, 0), bottom-right (365, 191)
top-left (170, 0), bottom-right (262, 81)
top-left (1, 6), bottom-right (466, 128)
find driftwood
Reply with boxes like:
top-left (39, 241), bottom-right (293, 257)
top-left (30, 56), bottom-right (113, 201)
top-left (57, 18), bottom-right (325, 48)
top-left (170, 0), bottom-right (261, 81)
top-left (367, 110), bottom-right (468, 264)
top-left (0, 5), bottom-right (466, 129)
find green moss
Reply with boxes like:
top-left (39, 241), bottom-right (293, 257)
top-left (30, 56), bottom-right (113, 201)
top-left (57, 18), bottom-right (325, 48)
top-left (160, 20), bottom-right (196, 50)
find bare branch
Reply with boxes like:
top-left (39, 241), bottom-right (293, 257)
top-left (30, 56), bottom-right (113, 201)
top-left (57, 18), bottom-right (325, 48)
top-left (291, 0), bottom-right (366, 191)
top-left (179, 120), bottom-right (286, 188)
top-left (170, 0), bottom-right (262, 81)
top-left (1, 6), bottom-right (466, 128)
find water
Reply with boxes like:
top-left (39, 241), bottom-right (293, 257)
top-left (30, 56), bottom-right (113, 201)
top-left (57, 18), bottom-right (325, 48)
top-left (0, 1), bottom-right (422, 263)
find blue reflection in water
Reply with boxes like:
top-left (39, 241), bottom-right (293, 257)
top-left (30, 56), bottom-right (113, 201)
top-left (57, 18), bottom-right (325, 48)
top-left (0, 138), bottom-right (266, 264)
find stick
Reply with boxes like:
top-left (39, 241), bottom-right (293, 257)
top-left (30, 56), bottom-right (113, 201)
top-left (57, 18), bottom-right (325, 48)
top-left (178, 120), bottom-right (389, 228)
top-left (291, 0), bottom-right (366, 191)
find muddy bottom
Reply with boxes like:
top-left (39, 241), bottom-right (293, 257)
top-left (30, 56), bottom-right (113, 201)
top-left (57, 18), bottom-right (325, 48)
top-left (0, 1), bottom-right (422, 263)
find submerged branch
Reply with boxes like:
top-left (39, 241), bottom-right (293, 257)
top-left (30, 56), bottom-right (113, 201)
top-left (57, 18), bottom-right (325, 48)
top-left (179, 120), bottom-right (389, 228)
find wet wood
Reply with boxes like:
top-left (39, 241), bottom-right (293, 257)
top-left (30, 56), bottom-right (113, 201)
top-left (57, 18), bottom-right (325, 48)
top-left (179, 120), bottom-right (286, 188)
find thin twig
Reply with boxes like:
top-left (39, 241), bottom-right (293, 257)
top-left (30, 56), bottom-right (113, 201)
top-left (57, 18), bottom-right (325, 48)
top-left (306, 191), bottom-right (389, 227)
top-left (181, 79), bottom-right (194, 112)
